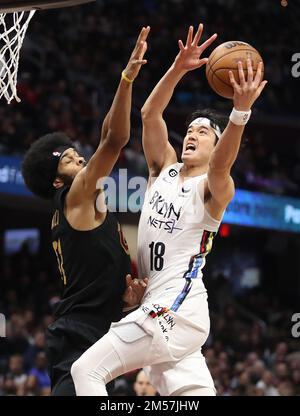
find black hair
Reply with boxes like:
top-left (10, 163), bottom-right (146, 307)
top-left (22, 132), bottom-right (73, 200)
top-left (186, 108), bottom-right (227, 145)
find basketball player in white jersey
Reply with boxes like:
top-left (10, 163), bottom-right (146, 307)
top-left (71, 24), bottom-right (267, 396)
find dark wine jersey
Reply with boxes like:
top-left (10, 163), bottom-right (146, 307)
top-left (51, 186), bottom-right (131, 330)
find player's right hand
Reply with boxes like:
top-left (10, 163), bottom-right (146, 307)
top-left (174, 24), bottom-right (217, 73)
top-left (123, 26), bottom-right (150, 82)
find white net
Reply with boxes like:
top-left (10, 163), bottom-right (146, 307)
top-left (0, 10), bottom-right (35, 104)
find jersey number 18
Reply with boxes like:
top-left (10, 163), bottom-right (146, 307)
top-left (149, 242), bottom-right (165, 271)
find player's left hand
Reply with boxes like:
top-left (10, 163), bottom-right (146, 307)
top-left (123, 274), bottom-right (149, 306)
top-left (123, 26), bottom-right (150, 82)
top-left (229, 58), bottom-right (268, 111)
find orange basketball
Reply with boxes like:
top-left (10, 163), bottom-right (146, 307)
top-left (206, 41), bottom-right (264, 99)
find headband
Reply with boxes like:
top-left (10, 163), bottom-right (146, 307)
top-left (189, 117), bottom-right (221, 139)
top-left (51, 145), bottom-right (74, 180)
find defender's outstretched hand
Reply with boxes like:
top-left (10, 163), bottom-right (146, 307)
top-left (123, 26), bottom-right (150, 82)
top-left (123, 274), bottom-right (148, 306)
top-left (229, 59), bottom-right (268, 111)
top-left (174, 24), bottom-right (217, 73)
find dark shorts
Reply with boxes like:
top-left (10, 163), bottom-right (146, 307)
top-left (46, 315), bottom-right (112, 396)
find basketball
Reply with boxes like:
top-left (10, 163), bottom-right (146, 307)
top-left (206, 41), bottom-right (264, 99)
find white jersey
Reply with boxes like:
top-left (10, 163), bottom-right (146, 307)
top-left (108, 163), bottom-right (221, 394)
top-left (138, 162), bottom-right (221, 311)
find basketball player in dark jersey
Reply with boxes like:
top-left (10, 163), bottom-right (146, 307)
top-left (21, 27), bottom-right (150, 396)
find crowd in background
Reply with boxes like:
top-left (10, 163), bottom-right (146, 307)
top-left (0, 242), bottom-right (299, 396)
top-left (0, 0), bottom-right (300, 397)
top-left (0, 0), bottom-right (299, 196)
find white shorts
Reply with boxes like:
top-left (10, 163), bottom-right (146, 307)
top-left (110, 290), bottom-right (214, 395)
top-left (144, 348), bottom-right (215, 396)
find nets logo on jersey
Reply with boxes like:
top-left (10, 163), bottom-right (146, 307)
top-left (169, 169), bottom-right (178, 178)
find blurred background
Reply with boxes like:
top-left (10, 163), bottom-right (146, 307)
top-left (0, 0), bottom-right (300, 396)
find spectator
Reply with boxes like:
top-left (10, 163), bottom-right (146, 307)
top-left (26, 352), bottom-right (51, 396)
top-left (256, 370), bottom-right (279, 396)
top-left (133, 370), bottom-right (157, 397)
top-left (2, 355), bottom-right (27, 396)
top-left (24, 331), bottom-right (47, 371)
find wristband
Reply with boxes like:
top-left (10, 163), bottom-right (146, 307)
top-left (121, 70), bottom-right (134, 84)
top-left (229, 108), bottom-right (252, 126)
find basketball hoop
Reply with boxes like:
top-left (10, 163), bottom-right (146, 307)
top-left (0, 0), bottom-right (95, 104)
top-left (0, 10), bottom-right (35, 103)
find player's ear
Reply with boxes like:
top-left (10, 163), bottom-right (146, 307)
top-left (53, 177), bottom-right (64, 190)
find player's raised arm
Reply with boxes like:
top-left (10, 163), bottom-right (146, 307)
top-left (141, 24), bottom-right (217, 177)
top-left (81, 26), bottom-right (150, 196)
top-left (207, 59), bottom-right (268, 218)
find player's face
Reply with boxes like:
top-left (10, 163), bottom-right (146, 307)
top-left (57, 148), bottom-right (86, 183)
top-left (181, 124), bottom-right (216, 165)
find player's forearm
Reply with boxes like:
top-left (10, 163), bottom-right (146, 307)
top-left (100, 112), bottom-right (110, 144)
top-left (211, 56), bottom-right (266, 172)
top-left (141, 64), bottom-right (186, 118)
top-left (209, 121), bottom-right (245, 171)
top-left (102, 78), bottom-right (133, 149)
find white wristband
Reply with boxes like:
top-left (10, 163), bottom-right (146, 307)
top-left (229, 108), bottom-right (252, 126)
